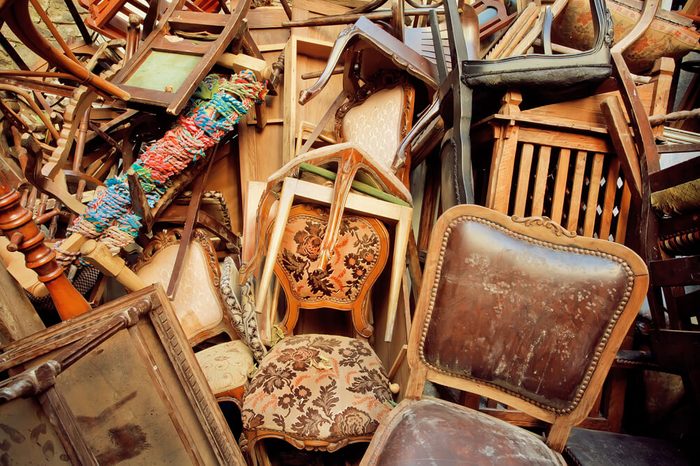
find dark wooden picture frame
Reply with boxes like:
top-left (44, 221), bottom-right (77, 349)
top-left (0, 285), bottom-right (245, 465)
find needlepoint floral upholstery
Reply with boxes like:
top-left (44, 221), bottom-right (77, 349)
top-left (241, 334), bottom-right (393, 451)
top-left (196, 340), bottom-right (254, 401)
top-left (277, 204), bottom-right (387, 303)
top-left (274, 203), bottom-right (389, 337)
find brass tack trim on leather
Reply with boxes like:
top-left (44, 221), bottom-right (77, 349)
top-left (419, 215), bottom-right (635, 415)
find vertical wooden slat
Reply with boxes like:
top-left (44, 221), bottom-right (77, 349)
top-left (566, 151), bottom-right (588, 232)
top-left (615, 184), bottom-right (632, 243)
top-left (566, 150), bottom-right (587, 231)
top-left (599, 159), bottom-right (620, 240)
top-left (531, 145), bottom-right (551, 216)
top-left (487, 126), bottom-right (520, 213)
top-left (583, 153), bottom-right (605, 237)
top-left (513, 143), bottom-right (534, 216)
top-left (551, 148), bottom-right (571, 224)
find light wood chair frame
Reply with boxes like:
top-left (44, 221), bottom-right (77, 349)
top-left (246, 173), bottom-right (412, 343)
top-left (364, 205), bottom-right (649, 460)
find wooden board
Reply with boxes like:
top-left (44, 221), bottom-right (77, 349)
top-left (237, 25), bottom-right (290, 208)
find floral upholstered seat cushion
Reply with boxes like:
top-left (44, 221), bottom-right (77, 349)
top-left (196, 340), bottom-right (254, 400)
top-left (276, 204), bottom-right (388, 305)
top-left (241, 334), bottom-right (393, 447)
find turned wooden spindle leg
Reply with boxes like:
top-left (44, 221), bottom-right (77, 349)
top-left (0, 185), bottom-right (91, 320)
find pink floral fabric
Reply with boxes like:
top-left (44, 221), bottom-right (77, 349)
top-left (241, 334), bottom-right (393, 445)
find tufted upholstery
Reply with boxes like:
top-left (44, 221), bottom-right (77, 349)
top-left (196, 340), bottom-right (254, 401)
top-left (368, 398), bottom-right (563, 465)
top-left (241, 334), bottom-right (393, 451)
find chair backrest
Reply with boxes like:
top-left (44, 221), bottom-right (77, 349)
top-left (135, 228), bottom-right (232, 345)
top-left (337, 77), bottom-right (415, 174)
top-left (407, 205), bottom-right (648, 450)
top-left (273, 203), bottom-right (390, 337)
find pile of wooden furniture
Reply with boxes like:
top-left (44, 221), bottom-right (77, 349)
top-left (0, 0), bottom-right (698, 464)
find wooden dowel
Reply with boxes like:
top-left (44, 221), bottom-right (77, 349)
top-left (282, 8), bottom-right (443, 28)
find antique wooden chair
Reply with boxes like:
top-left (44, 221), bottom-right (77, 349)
top-left (361, 204), bottom-right (649, 464)
top-left (109, 0), bottom-right (252, 115)
top-left (134, 229), bottom-right (255, 403)
top-left (272, 203), bottom-right (390, 338)
top-left (240, 205), bottom-right (394, 463)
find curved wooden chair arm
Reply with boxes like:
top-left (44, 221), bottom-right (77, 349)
top-left (299, 17), bottom-right (437, 106)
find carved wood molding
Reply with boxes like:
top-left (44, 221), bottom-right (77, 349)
top-left (510, 215), bottom-right (578, 238)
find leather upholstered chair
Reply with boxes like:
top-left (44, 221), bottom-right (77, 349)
top-left (361, 205), bottom-right (649, 465)
top-left (240, 204), bottom-right (394, 464)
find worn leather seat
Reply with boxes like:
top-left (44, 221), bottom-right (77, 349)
top-left (370, 398), bottom-right (563, 465)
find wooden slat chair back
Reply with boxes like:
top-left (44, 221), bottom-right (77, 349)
top-left (82, 0), bottom-right (220, 39)
top-left (472, 66), bottom-right (674, 243)
top-left (361, 205), bottom-right (649, 465)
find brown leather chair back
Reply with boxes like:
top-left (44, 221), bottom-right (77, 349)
top-left (408, 205), bottom-right (648, 429)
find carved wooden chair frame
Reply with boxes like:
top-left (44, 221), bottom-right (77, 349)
top-left (134, 227), bottom-right (237, 347)
top-left (272, 203), bottom-right (391, 338)
top-left (361, 205), bottom-right (649, 465)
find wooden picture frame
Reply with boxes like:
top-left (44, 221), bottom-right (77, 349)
top-left (0, 285), bottom-right (246, 465)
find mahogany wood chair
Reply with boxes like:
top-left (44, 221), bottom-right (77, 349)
top-left (361, 204), bottom-right (648, 464)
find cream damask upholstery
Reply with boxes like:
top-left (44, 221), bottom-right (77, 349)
top-left (196, 340), bottom-right (255, 401)
top-left (341, 87), bottom-right (406, 172)
top-left (137, 240), bottom-right (224, 342)
top-left (241, 334), bottom-right (393, 452)
top-left (136, 232), bottom-right (256, 401)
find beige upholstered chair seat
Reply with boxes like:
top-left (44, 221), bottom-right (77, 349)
top-left (341, 87), bottom-right (406, 172)
top-left (136, 240), bottom-right (224, 342)
top-left (241, 334), bottom-right (393, 450)
top-left (366, 398), bottom-right (564, 465)
top-left (196, 340), bottom-right (255, 400)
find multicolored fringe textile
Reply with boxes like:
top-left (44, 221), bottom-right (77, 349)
top-left (67, 71), bottom-right (267, 253)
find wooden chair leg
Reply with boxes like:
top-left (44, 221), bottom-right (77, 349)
top-left (384, 205), bottom-right (412, 342)
top-left (255, 179), bottom-right (297, 337)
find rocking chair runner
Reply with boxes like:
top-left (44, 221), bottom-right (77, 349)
top-left (361, 205), bottom-right (648, 464)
